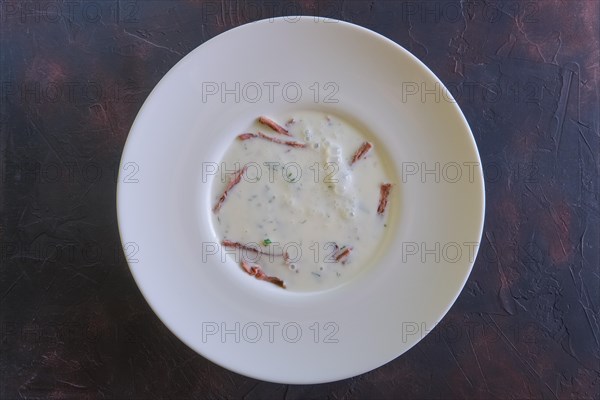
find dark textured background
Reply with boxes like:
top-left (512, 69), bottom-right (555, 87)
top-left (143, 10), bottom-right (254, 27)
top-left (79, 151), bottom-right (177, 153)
top-left (1, 1), bottom-right (599, 399)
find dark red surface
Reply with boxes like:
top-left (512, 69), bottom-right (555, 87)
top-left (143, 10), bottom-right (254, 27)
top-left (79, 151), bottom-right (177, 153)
top-left (1, 1), bottom-right (599, 399)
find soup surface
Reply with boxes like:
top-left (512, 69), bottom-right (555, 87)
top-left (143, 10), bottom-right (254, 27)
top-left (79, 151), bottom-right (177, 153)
top-left (211, 111), bottom-right (394, 292)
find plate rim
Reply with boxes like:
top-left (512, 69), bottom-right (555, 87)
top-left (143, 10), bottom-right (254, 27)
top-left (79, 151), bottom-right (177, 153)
top-left (116, 15), bottom-right (486, 384)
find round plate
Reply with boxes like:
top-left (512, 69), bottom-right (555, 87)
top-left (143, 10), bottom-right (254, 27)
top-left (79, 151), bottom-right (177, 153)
top-left (117, 17), bottom-right (485, 384)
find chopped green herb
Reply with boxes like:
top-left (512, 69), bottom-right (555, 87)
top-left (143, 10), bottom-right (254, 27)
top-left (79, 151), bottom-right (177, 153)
top-left (262, 238), bottom-right (272, 246)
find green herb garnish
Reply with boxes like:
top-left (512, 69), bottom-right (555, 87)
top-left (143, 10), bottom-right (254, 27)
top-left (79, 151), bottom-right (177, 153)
top-left (262, 238), bottom-right (272, 246)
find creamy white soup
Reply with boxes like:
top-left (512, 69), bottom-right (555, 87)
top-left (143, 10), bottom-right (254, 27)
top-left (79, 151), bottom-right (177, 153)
top-left (211, 111), bottom-right (394, 292)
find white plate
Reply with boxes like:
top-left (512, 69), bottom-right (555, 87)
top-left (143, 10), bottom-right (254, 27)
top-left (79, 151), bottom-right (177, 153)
top-left (117, 17), bottom-right (485, 384)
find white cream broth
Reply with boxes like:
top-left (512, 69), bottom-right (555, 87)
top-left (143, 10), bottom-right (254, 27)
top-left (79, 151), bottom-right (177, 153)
top-left (211, 111), bottom-right (393, 292)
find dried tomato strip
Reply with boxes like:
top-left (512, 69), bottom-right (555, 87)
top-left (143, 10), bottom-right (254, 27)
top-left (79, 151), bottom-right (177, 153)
top-left (258, 116), bottom-right (291, 136)
top-left (241, 260), bottom-right (286, 288)
top-left (377, 183), bottom-right (392, 215)
top-left (335, 247), bottom-right (353, 263)
top-left (221, 240), bottom-right (272, 255)
top-left (350, 142), bottom-right (373, 165)
top-left (212, 166), bottom-right (248, 213)
top-left (237, 132), bottom-right (307, 148)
